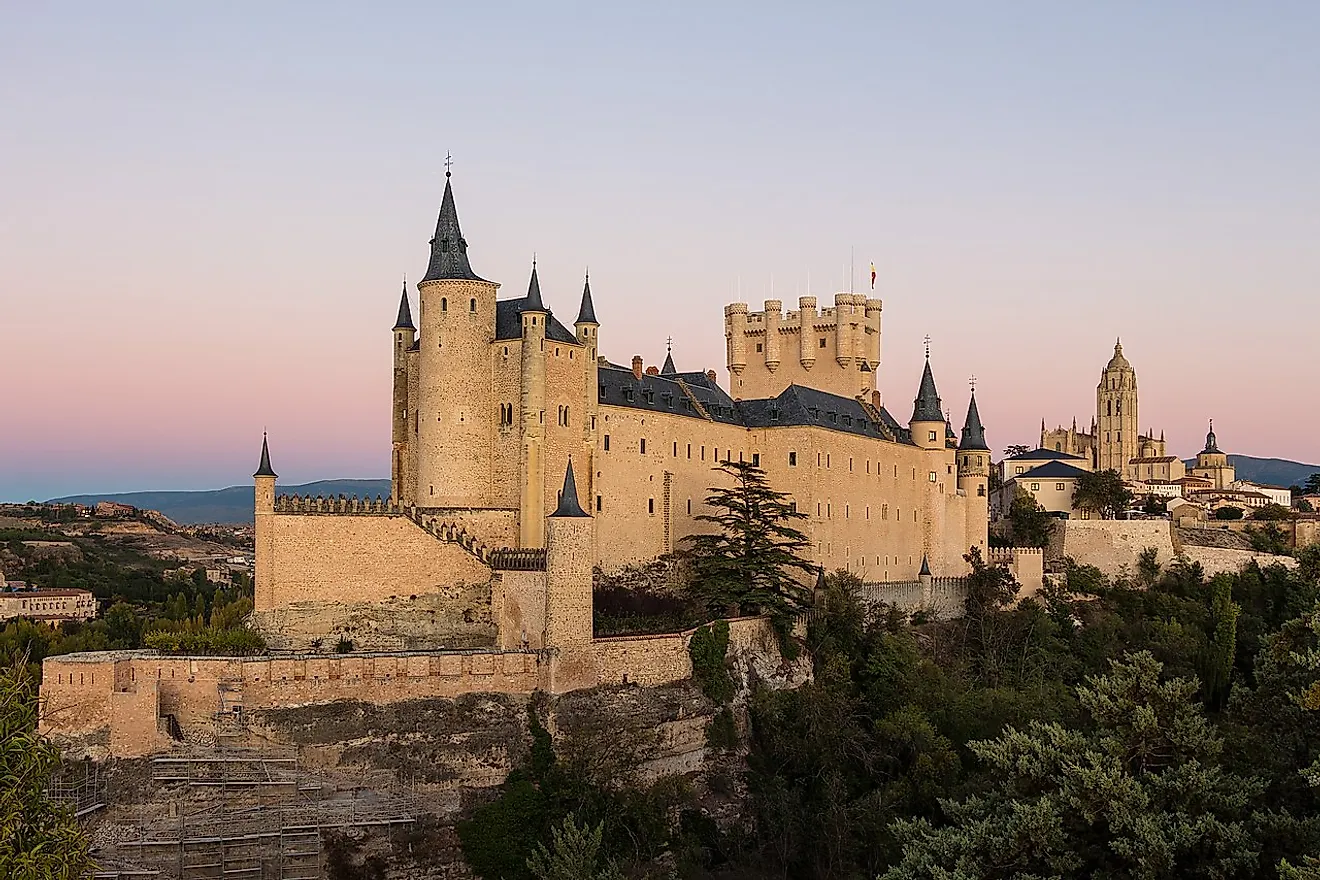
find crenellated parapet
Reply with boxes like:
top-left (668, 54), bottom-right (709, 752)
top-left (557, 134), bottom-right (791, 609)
top-left (274, 494), bottom-right (404, 515)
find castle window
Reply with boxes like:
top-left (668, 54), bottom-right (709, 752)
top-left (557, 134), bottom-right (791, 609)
top-left (596, 495), bottom-right (602, 511)
top-left (789, 451), bottom-right (797, 466)
top-left (1106, 401), bottom-right (1112, 416)
top-left (849, 457), bottom-right (853, 472)
top-left (604, 435), bottom-right (610, 451)
top-left (928, 431), bottom-right (938, 442)
top-left (827, 454), bottom-right (831, 467)
top-left (845, 504), bottom-right (849, 518)
top-left (648, 498), bottom-right (655, 515)
top-left (820, 337), bottom-right (827, 348)
top-left (701, 445), bottom-right (705, 460)
top-left (756, 343), bottom-right (763, 352)
top-left (929, 471), bottom-right (937, 482)
top-left (687, 444), bottom-right (692, 459)
top-left (1031, 483), bottom-right (1040, 491)
top-left (470, 298), bottom-right (477, 312)
top-left (555, 347), bottom-right (560, 356)
top-left (687, 499), bottom-right (692, 514)
top-left (599, 384), bottom-right (606, 400)
top-left (769, 408), bottom-right (779, 421)
top-left (1056, 443), bottom-right (1062, 451)
top-left (673, 442), bottom-right (678, 456)
top-left (441, 297), bottom-right (448, 311)
top-left (828, 412), bottom-right (837, 423)
top-left (789, 501), bottom-right (797, 513)
top-left (844, 415), bottom-right (852, 426)
top-left (1056, 483), bottom-right (1066, 491)
top-left (623, 388), bottom-right (634, 401)
top-left (752, 453), bottom-right (760, 466)
top-left (978, 485), bottom-right (985, 497)
top-left (640, 438), bottom-right (647, 454)
top-left (1015, 466), bottom-right (1024, 474)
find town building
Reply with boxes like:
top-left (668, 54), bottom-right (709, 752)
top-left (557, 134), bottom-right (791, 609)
top-left (0, 576), bottom-right (97, 624)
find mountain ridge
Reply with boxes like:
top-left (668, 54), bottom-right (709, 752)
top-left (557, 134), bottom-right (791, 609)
top-left (49, 479), bottom-right (392, 525)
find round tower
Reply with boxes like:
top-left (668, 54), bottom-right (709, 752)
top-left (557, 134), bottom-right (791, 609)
top-left (833, 293), bottom-right (854, 368)
top-left (910, 354), bottom-right (946, 451)
top-left (798, 296), bottom-right (817, 368)
top-left (519, 263), bottom-right (548, 548)
top-left (543, 460), bottom-right (597, 692)
top-left (724, 302), bottom-right (749, 376)
top-left (391, 278), bottom-right (416, 502)
top-left (414, 174), bottom-right (499, 507)
top-left (252, 434), bottom-right (277, 612)
top-left (763, 299), bottom-right (782, 372)
top-left (864, 297), bottom-right (883, 370)
top-left (575, 273), bottom-right (600, 511)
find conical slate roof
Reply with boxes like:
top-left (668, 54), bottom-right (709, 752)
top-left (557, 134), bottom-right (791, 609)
top-left (661, 352), bottom-right (677, 375)
top-left (551, 459), bottom-right (589, 517)
top-left (576, 274), bottom-right (598, 324)
top-left (393, 280), bottom-right (414, 330)
top-left (959, 391), bottom-right (989, 451)
top-left (253, 433), bottom-right (277, 479)
top-left (911, 358), bottom-right (944, 423)
top-left (524, 263), bottom-right (545, 311)
top-left (421, 177), bottom-right (486, 283)
top-left (919, 554), bottom-right (931, 577)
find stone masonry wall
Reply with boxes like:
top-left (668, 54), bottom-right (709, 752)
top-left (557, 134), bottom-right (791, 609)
top-left (1060, 520), bottom-right (1177, 574)
top-left (1179, 545), bottom-right (1299, 577)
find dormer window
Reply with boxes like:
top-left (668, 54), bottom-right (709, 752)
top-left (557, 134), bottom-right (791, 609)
top-left (440, 238), bottom-right (450, 253)
top-left (769, 408), bottom-right (780, 422)
top-left (599, 384), bottom-right (607, 400)
top-left (623, 388), bottom-right (635, 402)
top-left (828, 412), bottom-right (837, 424)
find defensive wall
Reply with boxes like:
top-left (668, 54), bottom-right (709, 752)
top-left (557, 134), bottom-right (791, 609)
top-left (40, 618), bottom-right (779, 758)
top-left (1055, 519), bottom-right (1297, 578)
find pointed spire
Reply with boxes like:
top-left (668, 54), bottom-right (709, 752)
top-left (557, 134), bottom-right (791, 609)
top-left (1204, 419), bottom-right (1219, 453)
top-left (551, 459), bottom-right (589, 517)
top-left (960, 390), bottom-right (989, 451)
top-left (661, 338), bottom-right (677, 375)
top-left (524, 260), bottom-right (545, 312)
top-left (393, 275), bottom-right (414, 330)
top-left (919, 554), bottom-right (931, 577)
top-left (421, 176), bottom-right (485, 283)
top-left (575, 271), bottom-right (598, 324)
top-left (911, 355), bottom-right (943, 423)
top-left (253, 433), bottom-right (277, 479)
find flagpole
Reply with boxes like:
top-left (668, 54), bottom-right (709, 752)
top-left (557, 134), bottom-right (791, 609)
top-left (850, 246), bottom-right (855, 294)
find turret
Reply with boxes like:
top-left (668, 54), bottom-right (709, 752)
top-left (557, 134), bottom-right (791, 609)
top-left (910, 354), bottom-right (945, 451)
top-left (574, 272), bottom-right (600, 503)
top-left (763, 299), bottom-right (782, 372)
top-left (415, 173), bottom-right (499, 507)
top-left (519, 263), bottom-right (548, 548)
top-left (391, 277), bottom-right (415, 501)
top-left (798, 296), bottom-right (817, 368)
top-left (834, 293), bottom-right (857, 368)
top-left (958, 388), bottom-right (990, 496)
top-left (543, 460), bottom-right (596, 690)
top-left (864, 297), bottom-right (883, 369)
top-left (724, 302), bottom-right (749, 376)
top-left (253, 433), bottom-right (277, 611)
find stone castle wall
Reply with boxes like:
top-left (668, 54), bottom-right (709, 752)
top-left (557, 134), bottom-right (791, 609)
top-left (1058, 519), bottom-right (1296, 578)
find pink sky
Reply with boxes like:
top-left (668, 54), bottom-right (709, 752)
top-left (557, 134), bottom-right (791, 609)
top-left (2, 4), bottom-right (1318, 500)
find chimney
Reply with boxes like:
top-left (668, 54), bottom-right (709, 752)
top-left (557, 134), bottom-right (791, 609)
top-left (871, 390), bottom-right (883, 410)
top-left (645, 366), bottom-right (659, 376)
top-left (631, 355), bottom-right (643, 380)
top-left (706, 370), bottom-right (717, 383)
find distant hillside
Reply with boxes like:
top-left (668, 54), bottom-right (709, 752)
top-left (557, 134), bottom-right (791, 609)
top-left (1180, 455), bottom-right (1319, 489)
top-left (50, 479), bottom-right (392, 524)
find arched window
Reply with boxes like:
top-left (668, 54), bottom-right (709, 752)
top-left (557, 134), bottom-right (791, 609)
top-left (440, 297), bottom-right (447, 311)
top-left (469, 298), bottom-right (477, 312)
top-left (1106, 400), bottom-right (1112, 416)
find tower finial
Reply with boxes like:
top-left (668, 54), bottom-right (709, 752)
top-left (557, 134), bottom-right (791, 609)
top-left (924, 335), bottom-right (931, 360)
top-left (551, 458), bottom-right (589, 517)
top-left (969, 374), bottom-right (977, 394)
top-left (444, 151), bottom-right (452, 178)
top-left (254, 432), bottom-right (277, 479)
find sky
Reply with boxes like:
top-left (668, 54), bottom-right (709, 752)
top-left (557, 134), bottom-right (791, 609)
top-left (2, 2), bottom-right (1318, 501)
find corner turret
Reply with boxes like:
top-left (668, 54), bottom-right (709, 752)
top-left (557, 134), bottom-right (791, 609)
top-left (957, 387), bottom-right (990, 503)
top-left (544, 460), bottom-right (597, 690)
top-left (253, 433), bottom-right (276, 610)
top-left (519, 261), bottom-right (548, 548)
top-left (910, 353), bottom-right (945, 450)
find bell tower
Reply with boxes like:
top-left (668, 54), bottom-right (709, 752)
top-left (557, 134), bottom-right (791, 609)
top-left (1095, 340), bottom-right (1138, 475)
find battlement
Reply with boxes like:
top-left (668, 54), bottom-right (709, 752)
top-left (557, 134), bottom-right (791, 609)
top-left (274, 494), bottom-right (403, 515)
top-left (724, 292), bottom-right (883, 400)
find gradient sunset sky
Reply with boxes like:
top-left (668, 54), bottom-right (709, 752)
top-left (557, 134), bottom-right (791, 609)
top-left (3, 3), bottom-right (1318, 501)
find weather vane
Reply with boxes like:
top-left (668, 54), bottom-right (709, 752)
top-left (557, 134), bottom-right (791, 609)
top-left (923, 335), bottom-right (931, 359)
top-left (444, 151), bottom-right (453, 178)
top-left (666, 335), bottom-right (673, 355)
top-left (969, 374), bottom-right (977, 393)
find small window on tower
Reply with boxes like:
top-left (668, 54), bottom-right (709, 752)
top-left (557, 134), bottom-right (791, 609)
top-left (469, 298), bottom-right (476, 312)
top-left (441, 298), bottom-right (448, 311)
top-left (820, 337), bottom-right (827, 348)
top-left (756, 343), bottom-right (763, 352)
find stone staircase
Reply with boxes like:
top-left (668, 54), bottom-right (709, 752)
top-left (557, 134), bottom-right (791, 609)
top-left (406, 510), bottom-right (545, 571)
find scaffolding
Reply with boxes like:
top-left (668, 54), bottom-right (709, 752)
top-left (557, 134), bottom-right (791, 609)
top-left (48, 760), bottom-right (107, 817)
top-left (114, 749), bottom-right (423, 880)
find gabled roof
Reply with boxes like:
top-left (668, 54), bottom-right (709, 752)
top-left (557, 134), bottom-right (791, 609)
top-left (1008, 448), bottom-right (1087, 461)
top-left (421, 177), bottom-right (487, 283)
top-left (661, 352), bottom-right (677, 375)
top-left (1014, 460), bottom-right (1089, 480)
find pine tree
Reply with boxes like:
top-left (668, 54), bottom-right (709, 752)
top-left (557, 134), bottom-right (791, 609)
top-left (526, 814), bottom-right (623, 880)
top-left (684, 461), bottom-right (815, 623)
top-left (0, 661), bottom-right (95, 880)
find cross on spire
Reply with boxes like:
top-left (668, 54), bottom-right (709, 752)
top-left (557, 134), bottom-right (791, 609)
top-left (924, 335), bottom-right (931, 359)
top-left (666, 336), bottom-right (673, 355)
top-left (444, 151), bottom-right (453, 178)
top-left (969, 374), bottom-right (977, 393)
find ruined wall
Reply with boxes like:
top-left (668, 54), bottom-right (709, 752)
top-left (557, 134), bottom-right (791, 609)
top-left (1059, 520), bottom-right (1177, 574)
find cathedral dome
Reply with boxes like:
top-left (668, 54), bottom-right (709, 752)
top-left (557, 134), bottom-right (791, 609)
top-left (1104, 339), bottom-right (1132, 373)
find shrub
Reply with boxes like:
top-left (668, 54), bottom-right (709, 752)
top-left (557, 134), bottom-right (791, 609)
top-left (689, 621), bottom-right (734, 704)
top-left (705, 706), bottom-right (739, 751)
top-left (143, 626), bottom-right (266, 656)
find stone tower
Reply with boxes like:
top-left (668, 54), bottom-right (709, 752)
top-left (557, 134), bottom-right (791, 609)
top-left (414, 174), bottom-right (500, 507)
top-left (544, 460), bottom-right (596, 691)
top-left (910, 355), bottom-right (946, 452)
top-left (519, 264), bottom-right (548, 548)
top-left (252, 434), bottom-right (277, 611)
top-left (724, 293), bottom-right (882, 399)
top-left (391, 279), bottom-right (416, 501)
top-left (574, 274), bottom-right (600, 512)
top-left (1191, 420), bottom-right (1236, 489)
top-left (1095, 340), bottom-right (1138, 474)
top-left (958, 388), bottom-right (991, 556)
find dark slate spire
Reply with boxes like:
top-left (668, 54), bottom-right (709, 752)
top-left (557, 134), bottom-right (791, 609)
top-left (911, 357), bottom-right (944, 423)
top-left (524, 261), bottom-right (545, 311)
top-left (551, 459), bottom-right (589, 517)
top-left (421, 177), bottom-right (485, 283)
top-left (661, 353), bottom-right (677, 375)
top-left (253, 433), bottom-right (277, 479)
top-left (960, 391), bottom-right (989, 451)
top-left (393, 277), bottom-right (414, 331)
top-left (919, 554), bottom-right (931, 577)
top-left (575, 273), bottom-right (598, 324)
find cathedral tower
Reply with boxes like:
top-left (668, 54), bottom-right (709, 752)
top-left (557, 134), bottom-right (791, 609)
top-left (1095, 340), bottom-right (1138, 474)
top-left (414, 174), bottom-right (500, 507)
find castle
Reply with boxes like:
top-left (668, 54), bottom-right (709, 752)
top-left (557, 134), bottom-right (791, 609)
top-left (246, 173), bottom-right (994, 647)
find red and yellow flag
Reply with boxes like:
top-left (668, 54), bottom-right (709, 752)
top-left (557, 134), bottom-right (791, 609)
top-left (869, 262), bottom-right (876, 289)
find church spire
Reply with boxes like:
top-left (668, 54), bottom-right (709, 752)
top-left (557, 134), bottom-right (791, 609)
top-left (959, 389), bottom-right (989, 451)
top-left (421, 174), bottom-right (485, 283)
top-left (551, 459), bottom-right (589, 517)
top-left (575, 272), bottom-right (598, 324)
top-left (911, 355), bottom-right (943, 423)
top-left (393, 276), bottom-right (414, 330)
top-left (661, 337), bottom-right (676, 375)
top-left (253, 432), bottom-right (277, 479)
top-left (524, 259), bottom-right (545, 311)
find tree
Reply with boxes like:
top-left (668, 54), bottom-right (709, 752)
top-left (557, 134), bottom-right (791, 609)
top-left (527, 814), bottom-right (624, 880)
top-left (0, 661), bottom-right (95, 880)
top-left (1004, 444), bottom-right (1031, 459)
top-left (1071, 469), bottom-right (1133, 519)
top-left (1007, 485), bottom-right (1053, 548)
top-left (1306, 473), bottom-right (1320, 496)
top-left (1141, 494), bottom-right (1168, 516)
top-left (883, 652), bottom-right (1263, 879)
top-left (1254, 503), bottom-right (1295, 521)
top-left (1301, 500), bottom-right (1316, 514)
top-left (684, 461), bottom-right (815, 624)
top-left (1216, 506), bottom-right (1246, 521)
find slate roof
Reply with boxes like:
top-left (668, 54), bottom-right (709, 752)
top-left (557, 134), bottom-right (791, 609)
top-left (911, 358), bottom-right (944, 423)
top-left (1014, 461), bottom-right (1090, 480)
top-left (576, 276), bottom-right (598, 324)
top-left (1007, 448), bottom-right (1087, 461)
top-left (393, 283), bottom-right (414, 331)
top-left (959, 391), bottom-right (989, 451)
top-left (254, 434), bottom-right (277, 479)
top-left (421, 177), bottom-right (487, 283)
top-left (551, 460), bottom-right (589, 517)
top-left (597, 367), bottom-right (912, 443)
top-left (495, 298), bottom-right (578, 343)
top-left (523, 264), bottom-right (545, 311)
